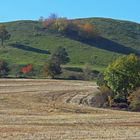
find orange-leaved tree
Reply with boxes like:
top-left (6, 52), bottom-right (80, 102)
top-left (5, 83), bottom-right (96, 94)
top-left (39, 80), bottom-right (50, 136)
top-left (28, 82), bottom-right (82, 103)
top-left (21, 64), bottom-right (32, 74)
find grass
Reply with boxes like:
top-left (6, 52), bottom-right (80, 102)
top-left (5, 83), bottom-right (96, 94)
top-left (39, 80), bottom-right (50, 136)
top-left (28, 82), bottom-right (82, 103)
top-left (63, 64), bottom-right (105, 72)
top-left (0, 17), bottom-right (140, 74)
top-left (0, 79), bottom-right (140, 140)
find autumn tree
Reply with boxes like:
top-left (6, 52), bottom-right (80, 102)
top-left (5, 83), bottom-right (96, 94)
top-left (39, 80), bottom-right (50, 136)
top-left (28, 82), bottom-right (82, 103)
top-left (78, 22), bottom-right (98, 39)
top-left (42, 13), bottom-right (58, 29)
top-left (41, 15), bottom-right (98, 39)
top-left (21, 64), bottom-right (32, 75)
top-left (0, 25), bottom-right (10, 46)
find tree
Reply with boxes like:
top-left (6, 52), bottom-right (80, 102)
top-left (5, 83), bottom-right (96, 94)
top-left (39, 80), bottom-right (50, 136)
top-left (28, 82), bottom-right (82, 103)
top-left (43, 47), bottom-right (70, 79)
top-left (43, 61), bottom-right (61, 79)
top-left (51, 47), bottom-right (70, 65)
top-left (42, 13), bottom-right (59, 30)
top-left (78, 23), bottom-right (95, 39)
top-left (21, 64), bottom-right (32, 74)
top-left (104, 54), bottom-right (140, 101)
top-left (0, 60), bottom-right (9, 77)
top-left (0, 25), bottom-right (10, 46)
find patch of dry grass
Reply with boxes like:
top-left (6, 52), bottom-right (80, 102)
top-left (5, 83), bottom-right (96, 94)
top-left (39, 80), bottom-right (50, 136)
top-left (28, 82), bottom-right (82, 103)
top-left (0, 79), bottom-right (140, 140)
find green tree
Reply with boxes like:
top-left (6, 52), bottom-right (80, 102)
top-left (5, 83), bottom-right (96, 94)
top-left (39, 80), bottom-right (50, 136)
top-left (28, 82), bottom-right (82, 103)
top-left (0, 25), bottom-right (10, 46)
top-left (43, 61), bottom-right (61, 79)
top-left (43, 47), bottom-right (70, 79)
top-left (51, 47), bottom-right (70, 65)
top-left (0, 60), bottom-right (9, 77)
top-left (104, 54), bottom-right (140, 101)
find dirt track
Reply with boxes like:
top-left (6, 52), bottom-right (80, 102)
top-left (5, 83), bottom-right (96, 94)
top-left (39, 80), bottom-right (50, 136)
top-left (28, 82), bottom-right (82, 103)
top-left (0, 79), bottom-right (140, 140)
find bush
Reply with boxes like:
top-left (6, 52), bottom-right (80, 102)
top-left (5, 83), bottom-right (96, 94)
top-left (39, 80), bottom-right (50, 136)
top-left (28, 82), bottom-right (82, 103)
top-left (99, 85), bottom-right (113, 107)
top-left (0, 60), bottom-right (9, 77)
top-left (128, 88), bottom-right (140, 111)
top-left (51, 47), bottom-right (70, 65)
top-left (43, 61), bottom-right (62, 79)
top-left (19, 64), bottom-right (33, 78)
top-left (104, 54), bottom-right (140, 101)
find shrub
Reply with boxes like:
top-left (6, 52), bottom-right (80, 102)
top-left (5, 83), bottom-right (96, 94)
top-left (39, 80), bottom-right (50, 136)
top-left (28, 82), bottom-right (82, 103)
top-left (21, 64), bottom-right (32, 74)
top-left (51, 47), bottom-right (70, 65)
top-left (20, 64), bottom-right (33, 77)
top-left (104, 54), bottom-right (140, 101)
top-left (0, 60), bottom-right (9, 77)
top-left (43, 61), bottom-right (62, 79)
top-left (99, 85), bottom-right (113, 107)
top-left (128, 88), bottom-right (140, 111)
top-left (96, 73), bottom-right (106, 86)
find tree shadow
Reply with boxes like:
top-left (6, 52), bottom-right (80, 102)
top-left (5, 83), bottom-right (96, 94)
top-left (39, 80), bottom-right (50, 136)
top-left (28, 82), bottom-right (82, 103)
top-left (70, 35), bottom-right (140, 55)
top-left (10, 43), bottom-right (50, 55)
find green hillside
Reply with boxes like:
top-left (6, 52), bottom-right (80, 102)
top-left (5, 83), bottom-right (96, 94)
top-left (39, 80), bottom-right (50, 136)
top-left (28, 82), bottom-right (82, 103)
top-left (1, 18), bottom-right (140, 71)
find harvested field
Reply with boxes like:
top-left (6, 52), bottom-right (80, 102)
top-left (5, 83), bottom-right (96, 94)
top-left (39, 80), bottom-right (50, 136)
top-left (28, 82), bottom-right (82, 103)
top-left (0, 79), bottom-right (140, 140)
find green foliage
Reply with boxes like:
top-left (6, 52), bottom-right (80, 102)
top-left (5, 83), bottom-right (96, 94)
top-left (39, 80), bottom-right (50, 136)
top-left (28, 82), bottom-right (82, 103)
top-left (43, 47), bottom-right (70, 79)
top-left (0, 19), bottom-right (122, 69)
top-left (104, 54), bottom-right (140, 100)
top-left (51, 47), bottom-right (70, 65)
top-left (0, 60), bottom-right (9, 77)
top-left (96, 73), bottom-right (106, 86)
top-left (43, 61), bottom-right (62, 79)
top-left (0, 25), bottom-right (10, 46)
top-left (0, 18), bottom-right (140, 74)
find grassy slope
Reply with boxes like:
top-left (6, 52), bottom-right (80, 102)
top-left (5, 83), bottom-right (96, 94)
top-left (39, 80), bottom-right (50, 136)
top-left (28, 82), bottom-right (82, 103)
top-left (0, 18), bottom-right (140, 71)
